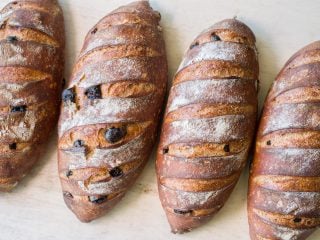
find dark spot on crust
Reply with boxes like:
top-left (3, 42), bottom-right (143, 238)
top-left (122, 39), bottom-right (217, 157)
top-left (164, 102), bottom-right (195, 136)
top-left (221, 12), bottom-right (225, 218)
top-left (91, 28), bottom-right (98, 34)
top-left (109, 167), bottom-right (123, 178)
top-left (223, 144), bottom-right (230, 152)
top-left (266, 140), bottom-right (271, 146)
top-left (9, 143), bottom-right (17, 150)
top-left (154, 11), bottom-right (161, 19)
top-left (224, 76), bottom-right (241, 79)
top-left (190, 41), bottom-right (199, 49)
top-left (66, 170), bottom-right (73, 178)
top-left (62, 88), bottom-right (75, 103)
top-left (163, 147), bottom-right (169, 154)
top-left (88, 195), bottom-right (108, 204)
top-left (12, 1), bottom-right (18, 4)
top-left (211, 33), bottom-right (221, 41)
top-left (293, 218), bottom-right (302, 223)
top-left (174, 209), bottom-right (193, 215)
top-left (6, 36), bottom-right (18, 43)
top-left (11, 105), bottom-right (27, 113)
top-left (62, 78), bottom-right (66, 88)
top-left (73, 140), bottom-right (85, 148)
top-left (63, 192), bottom-right (73, 199)
top-left (85, 85), bottom-right (101, 99)
top-left (105, 127), bottom-right (127, 143)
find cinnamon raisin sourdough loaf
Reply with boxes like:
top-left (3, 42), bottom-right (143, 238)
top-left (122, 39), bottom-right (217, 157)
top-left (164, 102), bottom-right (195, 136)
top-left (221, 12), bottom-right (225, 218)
top-left (156, 18), bottom-right (259, 233)
top-left (248, 41), bottom-right (320, 240)
top-left (0, 0), bottom-right (65, 191)
top-left (58, 1), bottom-right (167, 222)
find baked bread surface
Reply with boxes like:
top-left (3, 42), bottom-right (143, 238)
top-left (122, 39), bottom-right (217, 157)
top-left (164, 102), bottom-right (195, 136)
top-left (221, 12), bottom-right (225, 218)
top-left (58, 0), bottom-right (167, 222)
top-left (0, 0), bottom-right (65, 191)
top-left (248, 41), bottom-right (320, 240)
top-left (156, 18), bottom-right (259, 233)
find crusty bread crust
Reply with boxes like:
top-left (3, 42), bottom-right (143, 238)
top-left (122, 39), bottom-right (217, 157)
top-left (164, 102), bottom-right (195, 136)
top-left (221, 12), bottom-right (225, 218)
top-left (0, 0), bottom-right (65, 191)
top-left (58, 1), bottom-right (167, 222)
top-left (248, 41), bottom-right (320, 240)
top-left (156, 19), bottom-right (259, 233)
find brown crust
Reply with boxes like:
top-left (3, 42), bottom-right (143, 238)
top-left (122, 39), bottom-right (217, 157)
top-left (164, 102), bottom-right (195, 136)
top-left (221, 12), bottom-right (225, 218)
top-left (0, 0), bottom-right (64, 191)
top-left (156, 19), bottom-right (258, 233)
top-left (58, 1), bottom-right (167, 222)
top-left (248, 41), bottom-right (320, 239)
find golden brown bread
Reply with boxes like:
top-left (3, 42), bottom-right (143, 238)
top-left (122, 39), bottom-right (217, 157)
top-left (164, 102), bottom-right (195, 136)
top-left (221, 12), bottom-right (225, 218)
top-left (58, 1), bottom-right (167, 222)
top-left (248, 41), bottom-right (320, 240)
top-left (0, 0), bottom-right (64, 191)
top-left (156, 19), bottom-right (259, 233)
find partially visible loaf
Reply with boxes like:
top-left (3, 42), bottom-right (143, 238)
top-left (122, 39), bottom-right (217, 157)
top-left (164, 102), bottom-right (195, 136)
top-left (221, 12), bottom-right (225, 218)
top-left (156, 19), bottom-right (259, 233)
top-left (0, 0), bottom-right (65, 191)
top-left (58, 1), bottom-right (167, 222)
top-left (248, 41), bottom-right (320, 240)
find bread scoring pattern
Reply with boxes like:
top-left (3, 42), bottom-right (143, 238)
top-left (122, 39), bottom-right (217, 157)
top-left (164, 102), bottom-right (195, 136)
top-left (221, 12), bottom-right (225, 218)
top-left (0, 0), bottom-right (64, 191)
top-left (58, 1), bottom-right (167, 222)
top-left (157, 19), bottom-right (259, 233)
top-left (248, 41), bottom-right (320, 240)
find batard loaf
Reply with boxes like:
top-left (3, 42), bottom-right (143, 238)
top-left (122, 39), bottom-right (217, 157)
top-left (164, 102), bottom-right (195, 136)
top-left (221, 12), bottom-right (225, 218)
top-left (156, 19), bottom-right (259, 233)
top-left (248, 41), bottom-right (320, 240)
top-left (0, 0), bottom-right (65, 191)
top-left (58, 0), bottom-right (167, 222)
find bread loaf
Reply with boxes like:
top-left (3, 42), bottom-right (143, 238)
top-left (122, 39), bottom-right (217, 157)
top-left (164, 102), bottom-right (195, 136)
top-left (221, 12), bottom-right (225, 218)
top-left (0, 0), bottom-right (64, 191)
top-left (248, 41), bottom-right (320, 239)
top-left (58, 1), bottom-right (167, 222)
top-left (156, 19), bottom-right (259, 233)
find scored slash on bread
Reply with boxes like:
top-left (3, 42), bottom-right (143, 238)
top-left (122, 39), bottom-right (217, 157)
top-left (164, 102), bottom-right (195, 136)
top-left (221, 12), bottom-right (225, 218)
top-left (0, 0), bottom-right (65, 191)
top-left (156, 19), bottom-right (259, 233)
top-left (248, 41), bottom-right (320, 240)
top-left (58, 1), bottom-right (168, 222)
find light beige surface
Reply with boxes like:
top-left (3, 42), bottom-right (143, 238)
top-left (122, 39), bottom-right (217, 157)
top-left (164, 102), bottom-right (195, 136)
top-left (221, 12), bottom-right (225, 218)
top-left (0, 0), bottom-right (320, 239)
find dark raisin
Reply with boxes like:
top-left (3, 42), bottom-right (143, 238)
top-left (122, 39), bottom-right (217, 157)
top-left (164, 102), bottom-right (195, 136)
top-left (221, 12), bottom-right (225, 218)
top-left (85, 85), bottom-right (101, 99)
top-left (109, 167), bottom-right (123, 178)
top-left (155, 11), bottom-right (161, 19)
top-left (174, 209), bottom-right (193, 215)
top-left (91, 28), bottom-right (98, 34)
top-left (66, 170), bottom-right (73, 178)
top-left (190, 42), bottom-right (199, 50)
top-left (88, 195), bottom-right (107, 204)
top-left (73, 140), bottom-right (85, 148)
top-left (9, 143), bottom-right (17, 150)
top-left (163, 147), bottom-right (169, 154)
top-left (266, 140), bottom-right (271, 146)
top-left (12, 1), bottom-right (18, 4)
top-left (7, 36), bottom-right (18, 43)
top-left (62, 78), bottom-right (66, 88)
top-left (62, 88), bottom-right (75, 103)
top-left (11, 105), bottom-right (27, 113)
top-left (211, 33), bottom-right (221, 41)
top-left (223, 144), bottom-right (230, 152)
top-left (293, 218), bottom-right (302, 223)
top-left (105, 127), bottom-right (127, 143)
top-left (63, 192), bottom-right (73, 199)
